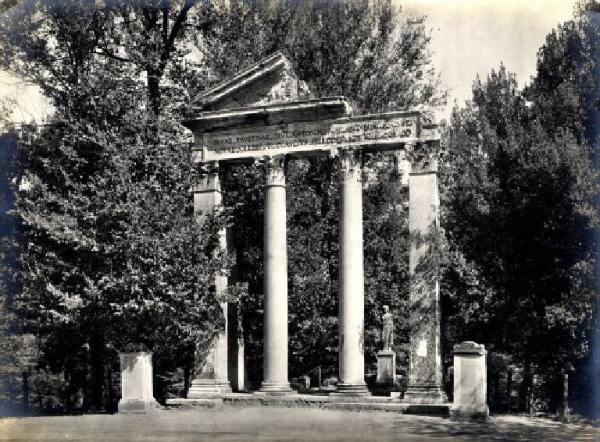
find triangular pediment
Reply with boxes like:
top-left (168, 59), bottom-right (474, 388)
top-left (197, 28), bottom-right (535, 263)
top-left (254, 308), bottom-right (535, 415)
top-left (191, 52), bottom-right (312, 111)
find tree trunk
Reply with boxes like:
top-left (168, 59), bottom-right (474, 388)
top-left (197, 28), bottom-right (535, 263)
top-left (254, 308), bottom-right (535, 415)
top-left (90, 332), bottom-right (105, 410)
top-left (528, 374), bottom-right (536, 416)
top-left (184, 364), bottom-right (191, 397)
top-left (493, 371), bottom-right (500, 411)
top-left (562, 372), bottom-right (570, 421)
top-left (147, 68), bottom-right (162, 115)
top-left (506, 369), bottom-right (512, 412)
top-left (518, 359), bottom-right (532, 412)
top-left (21, 370), bottom-right (29, 412)
top-left (107, 365), bottom-right (114, 410)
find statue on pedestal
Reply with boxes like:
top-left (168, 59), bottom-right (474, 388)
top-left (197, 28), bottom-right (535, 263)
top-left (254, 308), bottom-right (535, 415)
top-left (376, 305), bottom-right (396, 387)
top-left (381, 305), bottom-right (394, 351)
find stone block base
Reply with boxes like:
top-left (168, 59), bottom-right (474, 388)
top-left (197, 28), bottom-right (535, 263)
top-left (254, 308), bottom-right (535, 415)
top-left (403, 384), bottom-right (447, 404)
top-left (118, 398), bottom-right (160, 414)
top-left (369, 386), bottom-right (395, 397)
top-left (450, 406), bottom-right (489, 422)
top-left (167, 394), bottom-right (451, 415)
top-left (188, 379), bottom-right (231, 398)
top-left (257, 382), bottom-right (295, 396)
top-left (376, 350), bottom-right (396, 385)
top-left (330, 383), bottom-right (371, 397)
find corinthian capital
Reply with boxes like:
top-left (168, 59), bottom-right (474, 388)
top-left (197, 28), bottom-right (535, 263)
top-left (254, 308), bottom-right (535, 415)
top-left (338, 148), bottom-right (363, 182)
top-left (193, 161), bottom-right (220, 193)
top-left (262, 155), bottom-right (286, 187)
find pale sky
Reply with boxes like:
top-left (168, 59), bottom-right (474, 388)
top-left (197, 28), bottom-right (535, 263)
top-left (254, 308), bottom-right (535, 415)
top-left (0, 0), bottom-right (579, 125)
top-left (399, 0), bottom-right (577, 115)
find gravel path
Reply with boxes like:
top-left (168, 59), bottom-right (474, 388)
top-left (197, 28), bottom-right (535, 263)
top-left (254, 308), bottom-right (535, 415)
top-left (0, 407), bottom-right (598, 442)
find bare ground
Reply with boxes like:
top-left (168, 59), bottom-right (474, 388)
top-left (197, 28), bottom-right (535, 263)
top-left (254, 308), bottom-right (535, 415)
top-left (0, 407), bottom-right (598, 442)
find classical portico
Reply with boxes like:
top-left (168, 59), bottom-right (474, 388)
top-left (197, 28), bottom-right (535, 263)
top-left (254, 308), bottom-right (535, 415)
top-left (183, 52), bottom-right (445, 400)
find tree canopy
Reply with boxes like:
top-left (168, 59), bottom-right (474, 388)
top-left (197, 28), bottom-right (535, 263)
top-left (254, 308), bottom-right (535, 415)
top-left (1, 0), bottom-right (231, 409)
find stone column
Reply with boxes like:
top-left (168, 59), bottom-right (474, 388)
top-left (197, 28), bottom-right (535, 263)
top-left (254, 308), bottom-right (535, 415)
top-left (335, 148), bottom-right (369, 396)
top-left (259, 155), bottom-right (293, 394)
top-left (404, 149), bottom-right (446, 404)
top-left (188, 163), bottom-right (231, 397)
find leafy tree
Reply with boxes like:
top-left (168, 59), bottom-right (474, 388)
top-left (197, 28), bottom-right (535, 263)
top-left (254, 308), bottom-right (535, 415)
top-left (524, 9), bottom-right (600, 150)
top-left (1, 0), bottom-right (230, 409)
top-left (441, 65), bottom-right (598, 411)
top-left (524, 4), bottom-right (600, 415)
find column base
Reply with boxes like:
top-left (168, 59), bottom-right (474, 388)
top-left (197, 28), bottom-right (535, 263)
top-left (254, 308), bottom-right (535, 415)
top-left (187, 379), bottom-right (232, 398)
top-left (450, 405), bottom-right (490, 422)
top-left (403, 384), bottom-right (447, 404)
top-left (118, 398), bottom-right (160, 414)
top-left (256, 382), bottom-right (295, 396)
top-left (330, 383), bottom-right (371, 397)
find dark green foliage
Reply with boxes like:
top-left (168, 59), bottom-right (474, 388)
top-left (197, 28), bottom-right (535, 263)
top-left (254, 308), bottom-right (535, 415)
top-left (525, 17), bottom-right (600, 148)
top-left (1, 0), bottom-right (229, 410)
top-left (363, 157), bottom-right (409, 372)
top-left (441, 63), bottom-right (598, 411)
top-left (527, 7), bottom-right (600, 417)
top-left (203, 0), bottom-right (444, 113)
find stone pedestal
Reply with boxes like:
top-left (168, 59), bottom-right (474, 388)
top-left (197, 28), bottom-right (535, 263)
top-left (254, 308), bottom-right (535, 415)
top-left (259, 156), bottom-right (293, 395)
top-left (376, 350), bottom-right (396, 385)
top-left (404, 159), bottom-right (446, 404)
top-left (118, 352), bottom-right (159, 413)
top-left (450, 341), bottom-right (489, 421)
top-left (335, 149), bottom-right (369, 397)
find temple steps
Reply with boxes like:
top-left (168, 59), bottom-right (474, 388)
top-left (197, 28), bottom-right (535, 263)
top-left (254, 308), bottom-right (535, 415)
top-left (166, 394), bottom-right (450, 416)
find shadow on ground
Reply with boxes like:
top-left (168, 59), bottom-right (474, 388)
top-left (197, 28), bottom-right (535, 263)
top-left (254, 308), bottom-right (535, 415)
top-left (388, 415), bottom-right (598, 442)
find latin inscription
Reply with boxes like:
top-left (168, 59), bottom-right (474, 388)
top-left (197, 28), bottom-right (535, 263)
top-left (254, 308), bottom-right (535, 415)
top-left (198, 114), bottom-right (420, 162)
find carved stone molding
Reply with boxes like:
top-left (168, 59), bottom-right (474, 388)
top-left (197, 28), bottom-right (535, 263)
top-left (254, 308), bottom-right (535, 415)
top-left (338, 148), bottom-right (363, 182)
top-left (453, 341), bottom-right (487, 356)
top-left (199, 160), bottom-right (220, 177)
top-left (262, 155), bottom-right (286, 187)
top-left (193, 161), bottom-right (220, 193)
top-left (392, 149), bottom-right (411, 186)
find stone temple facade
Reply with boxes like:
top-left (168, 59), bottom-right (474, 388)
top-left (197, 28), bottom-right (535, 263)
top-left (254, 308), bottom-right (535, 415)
top-left (183, 52), bottom-right (445, 402)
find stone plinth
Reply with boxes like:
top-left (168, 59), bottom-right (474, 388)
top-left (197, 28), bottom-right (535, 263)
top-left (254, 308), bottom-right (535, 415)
top-left (376, 350), bottom-right (396, 386)
top-left (188, 302), bottom-right (232, 397)
top-left (118, 352), bottom-right (159, 413)
top-left (188, 378), bottom-right (232, 397)
top-left (450, 341), bottom-right (489, 421)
